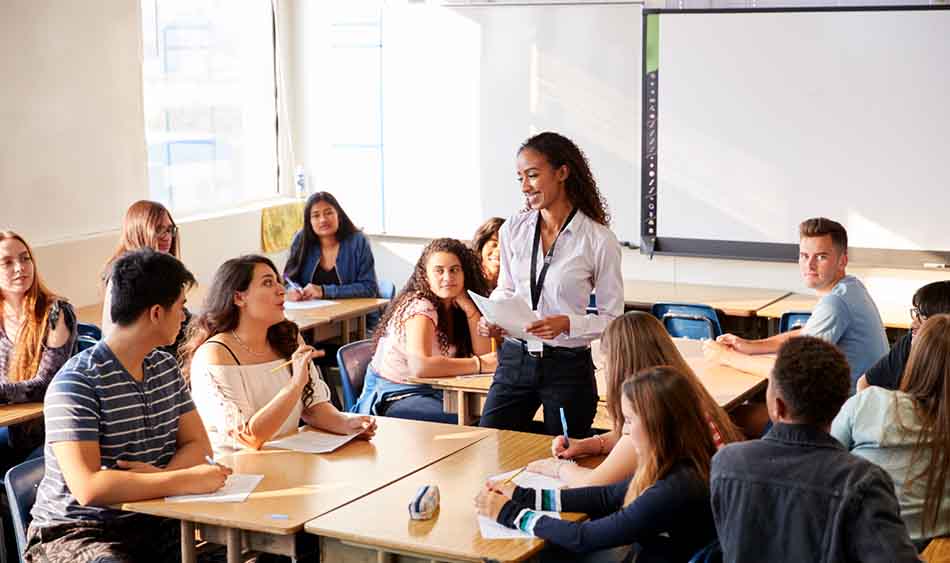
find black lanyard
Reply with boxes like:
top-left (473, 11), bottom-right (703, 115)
top-left (530, 207), bottom-right (579, 311)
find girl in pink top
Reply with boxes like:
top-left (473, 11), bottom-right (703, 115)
top-left (353, 238), bottom-right (497, 423)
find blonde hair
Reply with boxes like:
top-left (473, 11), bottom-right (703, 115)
top-left (0, 231), bottom-right (62, 382)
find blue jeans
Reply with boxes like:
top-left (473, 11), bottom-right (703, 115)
top-left (352, 367), bottom-right (457, 424)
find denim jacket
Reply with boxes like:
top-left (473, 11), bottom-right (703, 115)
top-left (285, 230), bottom-right (378, 299)
top-left (710, 423), bottom-right (919, 563)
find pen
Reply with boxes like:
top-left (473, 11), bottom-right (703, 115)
top-left (284, 276), bottom-right (303, 292)
top-left (559, 407), bottom-right (570, 449)
top-left (205, 455), bottom-right (230, 470)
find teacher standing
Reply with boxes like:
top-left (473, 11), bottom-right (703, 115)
top-left (478, 132), bottom-right (623, 437)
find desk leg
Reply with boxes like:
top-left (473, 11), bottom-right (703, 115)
top-left (341, 319), bottom-right (351, 344)
top-left (376, 550), bottom-right (393, 563)
top-left (180, 521), bottom-right (197, 563)
top-left (226, 528), bottom-right (241, 563)
top-left (456, 390), bottom-right (469, 426)
top-left (357, 314), bottom-right (367, 341)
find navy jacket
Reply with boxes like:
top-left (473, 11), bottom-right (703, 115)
top-left (285, 230), bottom-right (378, 299)
top-left (711, 423), bottom-right (919, 563)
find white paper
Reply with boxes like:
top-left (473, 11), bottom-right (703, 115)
top-left (283, 299), bottom-right (338, 311)
top-left (478, 469), bottom-right (566, 538)
top-left (165, 473), bottom-right (263, 503)
top-left (490, 469), bottom-right (566, 491)
top-left (467, 291), bottom-right (541, 345)
top-left (264, 427), bottom-right (360, 454)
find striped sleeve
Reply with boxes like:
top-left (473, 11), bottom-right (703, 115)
top-left (44, 371), bottom-right (101, 443)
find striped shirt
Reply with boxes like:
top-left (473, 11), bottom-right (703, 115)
top-left (30, 341), bottom-right (195, 527)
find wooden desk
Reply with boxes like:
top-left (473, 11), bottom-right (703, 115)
top-left (623, 280), bottom-right (790, 318)
top-left (758, 292), bottom-right (911, 330)
top-left (306, 429), bottom-right (587, 563)
top-left (121, 418), bottom-right (492, 563)
top-left (285, 297), bottom-right (389, 344)
top-left (0, 402), bottom-right (44, 427)
top-left (415, 338), bottom-right (766, 429)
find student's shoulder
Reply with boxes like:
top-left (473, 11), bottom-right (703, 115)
top-left (501, 210), bottom-right (535, 234)
top-left (192, 337), bottom-right (240, 367)
top-left (711, 439), bottom-right (766, 472)
top-left (48, 348), bottom-right (112, 392)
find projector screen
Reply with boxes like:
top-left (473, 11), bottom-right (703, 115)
top-left (642, 7), bottom-right (950, 267)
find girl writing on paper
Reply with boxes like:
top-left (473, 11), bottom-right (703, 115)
top-left (182, 255), bottom-right (375, 456)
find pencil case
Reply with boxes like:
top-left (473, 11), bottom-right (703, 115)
top-left (408, 484), bottom-right (440, 520)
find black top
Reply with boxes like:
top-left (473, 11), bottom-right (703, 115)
top-left (311, 265), bottom-right (340, 288)
top-left (497, 462), bottom-right (715, 563)
top-left (864, 332), bottom-right (912, 390)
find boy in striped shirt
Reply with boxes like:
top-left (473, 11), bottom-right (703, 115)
top-left (25, 249), bottom-right (230, 563)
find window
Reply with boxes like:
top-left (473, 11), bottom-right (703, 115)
top-left (141, 0), bottom-right (277, 215)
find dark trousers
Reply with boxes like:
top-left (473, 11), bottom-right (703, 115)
top-left (25, 515), bottom-right (181, 563)
top-left (479, 340), bottom-right (597, 437)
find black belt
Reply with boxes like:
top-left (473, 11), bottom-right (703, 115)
top-left (505, 338), bottom-right (590, 359)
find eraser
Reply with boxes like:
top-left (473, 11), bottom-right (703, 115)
top-left (408, 485), bottom-right (440, 520)
top-left (269, 514), bottom-right (289, 520)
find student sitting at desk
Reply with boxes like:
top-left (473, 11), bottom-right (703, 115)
top-left (710, 337), bottom-right (918, 563)
top-left (857, 280), bottom-right (950, 392)
top-left (25, 249), bottom-right (231, 563)
top-left (101, 200), bottom-right (190, 358)
top-left (283, 191), bottom-right (378, 301)
top-left (832, 314), bottom-right (950, 549)
top-left (476, 366), bottom-right (718, 563)
top-left (527, 311), bottom-right (742, 487)
top-left (0, 231), bottom-right (76, 476)
top-left (470, 217), bottom-right (504, 292)
top-left (183, 255), bottom-right (376, 456)
top-left (703, 217), bottom-right (888, 389)
top-left (352, 238), bottom-right (496, 423)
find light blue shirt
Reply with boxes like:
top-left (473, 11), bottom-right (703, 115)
top-left (831, 386), bottom-right (950, 542)
top-left (802, 275), bottom-right (888, 386)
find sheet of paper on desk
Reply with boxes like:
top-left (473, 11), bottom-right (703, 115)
top-left (165, 474), bottom-right (263, 503)
top-left (467, 291), bottom-right (541, 345)
top-left (478, 512), bottom-right (561, 539)
top-left (283, 299), bottom-right (338, 311)
top-left (490, 468), bottom-right (567, 490)
top-left (265, 427), bottom-right (360, 454)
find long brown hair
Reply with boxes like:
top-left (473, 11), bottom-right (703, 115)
top-left (622, 366), bottom-right (718, 504)
top-left (602, 311), bottom-right (743, 443)
top-left (0, 231), bottom-right (62, 382)
top-left (519, 132), bottom-right (610, 226)
top-left (180, 255), bottom-right (314, 406)
top-left (102, 200), bottom-right (179, 282)
top-left (898, 313), bottom-right (950, 536)
top-left (372, 238), bottom-right (488, 358)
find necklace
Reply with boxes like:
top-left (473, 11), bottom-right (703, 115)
top-left (230, 330), bottom-right (267, 356)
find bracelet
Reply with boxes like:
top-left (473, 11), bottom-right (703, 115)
top-left (475, 355), bottom-right (482, 374)
top-left (594, 433), bottom-right (607, 455)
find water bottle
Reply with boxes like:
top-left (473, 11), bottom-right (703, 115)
top-left (294, 165), bottom-right (307, 198)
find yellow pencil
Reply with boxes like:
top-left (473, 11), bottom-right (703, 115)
top-left (269, 358), bottom-right (294, 373)
top-left (501, 466), bottom-right (526, 485)
top-left (491, 338), bottom-right (497, 353)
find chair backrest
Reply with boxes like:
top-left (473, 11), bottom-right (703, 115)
top-left (336, 339), bottom-right (376, 411)
top-left (779, 311), bottom-right (812, 333)
top-left (688, 540), bottom-right (722, 563)
top-left (651, 303), bottom-right (722, 340)
top-left (74, 322), bottom-right (102, 354)
top-left (377, 280), bottom-right (396, 300)
top-left (4, 457), bottom-right (45, 561)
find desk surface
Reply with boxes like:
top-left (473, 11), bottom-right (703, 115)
top-left (0, 402), bottom-right (44, 427)
top-left (623, 280), bottom-right (790, 318)
top-left (757, 292), bottom-right (911, 329)
top-left (305, 429), bottom-right (585, 563)
top-left (121, 418), bottom-right (492, 535)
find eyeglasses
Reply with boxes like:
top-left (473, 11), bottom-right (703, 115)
top-left (909, 307), bottom-right (927, 323)
top-left (156, 225), bottom-right (178, 238)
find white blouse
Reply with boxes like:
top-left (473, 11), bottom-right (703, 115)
top-left (492, 209), bottom-right (624, 348)
top-left (190, 355), bottom-right (331, 456)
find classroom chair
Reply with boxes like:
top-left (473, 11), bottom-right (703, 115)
top-left (336, 339), bottom-right (375, 411)
top-left (651, 303), bottom-right (722, 340)
top-left (3, 457), bottom-right (44, 563)
top-left (779, 311), bottom-right (811, 333)
top-left (688, 540), bottom-right (722, 563)
top-left (74, 322), bottom-right (102, 354)
top-left (377, 279), bottom-right (396, 300)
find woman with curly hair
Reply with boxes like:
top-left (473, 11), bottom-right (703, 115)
top-left (352, 238), bottom-right (497, 423)
top-left (478, 131), bottom-right (624, 437)
top-left (181, 255), bottom-right (375, 456)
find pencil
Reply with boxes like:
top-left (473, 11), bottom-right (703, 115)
top-left (269, 358), bottom-right (294, 373)
top-left (501, 466), bottom-right (527, 485)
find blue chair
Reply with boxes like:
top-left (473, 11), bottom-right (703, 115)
top-left (651, 303), bottom-right (722, 340)
top-left (377, 280), bottom-right (396, 300)
top-left (74, 322), bottom-right (102, 354)
top-left (689, 540), bottom-right (722, 563)
top-left (4, 457), bottom-right (44, 563)
top-left (336, 339), bottom-right (376, 411)
top-left (779, 311), bottom-right (811, 333)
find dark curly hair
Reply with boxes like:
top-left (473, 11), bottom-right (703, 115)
top-left (520, 132), bottom-right (610, 226)
top-left (372, 238), bottom-right (489, 357)
top-left (771, 336), bottom-right (850, 426)
top-left (284, 191), bottom-right (360, 282)
top-left (181, 255), bottom-right (315, 407)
